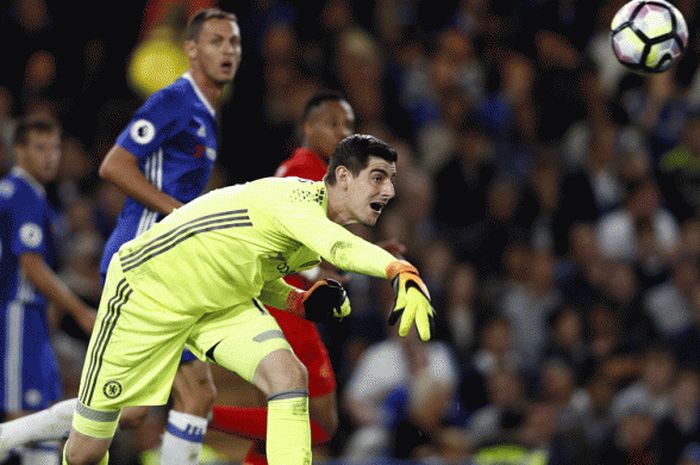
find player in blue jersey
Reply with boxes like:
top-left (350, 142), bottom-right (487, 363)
top-left (0, 118), bottom-right (96, 465)
top-left (0, 8), bottom-right (241, 465)
top-left (96, 7), bottom-right (240, 464)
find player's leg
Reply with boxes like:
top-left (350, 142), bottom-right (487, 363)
top-left (189, 301), bottom-right (311, 465)
top-left (0, 399), bottom-right (76, 455)
top-left (0, 301), bottom-right (64, 464)
top-left (249, 348), bottom-right (310, 465)
top-left (160, 355), bottom-right (216, 465)
top-left (64, 261), bottom-right (195, 464)
top-left (0, 403), bottom-right (150, 458)
top-left (63, 429), bottom-right (113, 465)
top-left (211, 315), bottom-right (336, 464)
top-left (236, 393), bottom-right (336, 465)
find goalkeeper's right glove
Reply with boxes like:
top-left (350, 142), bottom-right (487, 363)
top-left (287, 278), bottom-right (351, 323)
top-left (386, 260), bottom-right (435, 341)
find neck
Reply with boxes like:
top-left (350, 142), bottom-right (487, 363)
top-left (325, 183), bottom-right (354, 226)
top-left (189, 67), bottom-right (224, 109)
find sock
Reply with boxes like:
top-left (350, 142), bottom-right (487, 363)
top-left (160, 410), bottom-right (208, 465)
top-left (62, 441), bottom-right (109, 465)
top-left (21, 440), bottom-right (61, 465)
top-left (266, 391), bottom-right (311, 465)
top-left (243, 440), bottom-right (267, 465)
top-left (211, 404), bottom-right (331, 444)
top-left (0, 398), bottom-right (76, 454)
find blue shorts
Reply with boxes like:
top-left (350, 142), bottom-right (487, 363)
top-left (180, 348), bottom-right (197, 364)
top-left (0, 302), bottom-right (61, 413)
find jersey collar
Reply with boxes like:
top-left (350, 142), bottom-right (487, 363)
top-left (183, 71), bottom-right (216, 117)
top-left (316, 181), bottom-right (328, 212)
top-left (12, 166), bottom-right (45, 197)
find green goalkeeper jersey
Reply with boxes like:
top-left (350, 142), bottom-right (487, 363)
top-left (115, 176), bottom-right (396, 313)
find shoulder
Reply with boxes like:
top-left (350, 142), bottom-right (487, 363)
top-left (0, 176), bottom-right (37, 205)
top-left (144, 80), bottom-right (189, 109)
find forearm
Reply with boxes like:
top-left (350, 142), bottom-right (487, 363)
top-left (99, 145), bottom-right (182, 215)
top-left (20, 254), bottom-right (92, 319)
top-left (259, 278), bottom-right (297, 310)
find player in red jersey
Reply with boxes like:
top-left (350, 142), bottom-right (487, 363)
top-left (208, 91), bottom-right (355, 464)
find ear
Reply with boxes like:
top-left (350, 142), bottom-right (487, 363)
top-left (335, 165), bottom-right (351, 188)
top-left (184, 40), bottom-right (197, 60)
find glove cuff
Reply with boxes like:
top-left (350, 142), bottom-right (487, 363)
top-left (386, 260), bottom-right (418, 280)
top-left (286, 289), bottom-right (306, 318)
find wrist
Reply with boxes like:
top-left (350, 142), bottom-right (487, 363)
top-left (286, 288), bottom-right (306, 317)
top-left (385, 260), bottom-right (418, 280)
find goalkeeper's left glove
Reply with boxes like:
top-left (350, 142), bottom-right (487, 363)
top-left (386, 260), bottom-right (435, 341)
top-left (287, 279), bottom-right (351, 323)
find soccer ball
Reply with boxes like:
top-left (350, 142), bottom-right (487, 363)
top-left (610, 0), bottom-right (688, 74)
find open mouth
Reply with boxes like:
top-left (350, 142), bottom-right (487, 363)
top-left (221, 61), bottom-right (234, 71)
top-left (370, 202), bottom-right (385, 213)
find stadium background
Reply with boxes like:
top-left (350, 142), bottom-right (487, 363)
top-left (4, 0), bottom-right (700, 463)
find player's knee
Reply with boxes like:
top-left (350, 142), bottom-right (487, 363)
top-left (64, 443), bottom-right (106, 465)
top-left (118, 406), bottom-right (149, 430)
top-left (282, 358), bottom-right (308, 390)
top-left (254, 350), bottom-right (308, 396)
top-left (185, 378), bottom-right (217, 415)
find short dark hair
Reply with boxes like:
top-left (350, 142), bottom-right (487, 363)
top-left (302, 90), bottom-right (348, 122)
top-left (186, 8), bottom-right (238, 41)
top-left (325, 134), bottom-right (397, 185)
top-left (13, 117), bottom-right (61, 146)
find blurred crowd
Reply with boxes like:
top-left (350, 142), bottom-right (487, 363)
top-left (5, 0), bottom-right (700, 463)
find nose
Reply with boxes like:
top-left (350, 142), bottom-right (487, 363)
top-left (383, 181), bottom-right (395, 199)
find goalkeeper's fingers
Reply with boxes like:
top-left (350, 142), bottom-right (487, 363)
top-left (398, 296), bottom-right (417, 337)
top-left (399, 287), bottom-right (434, 341)
top-left (333, 296), bottom-right (351, 320)
top-left (413, 292), bottom-right (434, 342)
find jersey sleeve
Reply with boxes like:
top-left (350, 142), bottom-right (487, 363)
top-left (10, 189), bottom-right (47, 257)
top-left (115, 89), bottom-right (185, 160)
top-left (259, 277), bottom-right (296, 309)
top-left (273, 201), bottom-right (396, 279)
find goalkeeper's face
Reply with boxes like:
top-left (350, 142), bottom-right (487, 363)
top-left (191, 18), bottom-right (242, 86)
top-left (345, 156), bottom-right (396, 226)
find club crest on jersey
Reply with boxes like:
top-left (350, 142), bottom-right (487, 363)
top-left (103, 380), bottom-right (123, 399)
top-left (130, 119), bottom-right (156, 145)
top-left (19, 223), bottom-right (43, 248)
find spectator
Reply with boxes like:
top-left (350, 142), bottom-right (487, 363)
top-left (596, 176), bottom-right (679, 263)
top-left (342, 328), bottom-right (458, 459)
top-left (657, 368), bottom-right (700, 465)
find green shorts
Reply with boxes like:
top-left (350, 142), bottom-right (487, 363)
top-left (74, 257), bottom-right (291, 437)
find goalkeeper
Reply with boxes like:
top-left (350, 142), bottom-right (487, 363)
top-left (62, 133), bottom-right (435, 465)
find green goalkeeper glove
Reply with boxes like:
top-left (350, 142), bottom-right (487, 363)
top-left (287, 279), bottom-right (351, 323)
top-left (386, 261), bottom-right (435, 341)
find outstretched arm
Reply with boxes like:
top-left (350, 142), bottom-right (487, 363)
top-left (99, 145), bottom-right (182, 215)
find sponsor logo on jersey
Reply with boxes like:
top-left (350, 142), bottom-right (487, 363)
top-left (130, 119), bottom-right (156, 145)
top-left (19, 223), bottom-right (43, 248)
top-left (193, 145), bottom-right (205, 158)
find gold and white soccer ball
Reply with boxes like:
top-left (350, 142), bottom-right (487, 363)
top-left (610, 0), bottom-right (689, 74)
